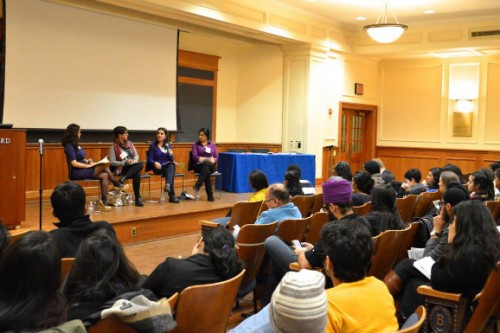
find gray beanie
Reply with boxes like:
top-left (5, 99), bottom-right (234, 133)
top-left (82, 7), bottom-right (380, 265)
top-left (269, 270), bottom-right (327, 333)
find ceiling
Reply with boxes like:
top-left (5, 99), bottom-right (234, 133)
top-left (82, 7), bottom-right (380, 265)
top-left (278, 0), bottom-right (500, 29)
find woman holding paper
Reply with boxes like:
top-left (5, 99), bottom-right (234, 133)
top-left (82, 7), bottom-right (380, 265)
top-left (191, 127), bottom-right (218, 202)
top-left (62, 123), bottom-right (125, 209)
top-left (146, 127), bottom-right (179, 203)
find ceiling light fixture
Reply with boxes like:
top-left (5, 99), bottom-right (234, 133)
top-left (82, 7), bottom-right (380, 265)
top-left (363, 2), bottom-right (408, 44)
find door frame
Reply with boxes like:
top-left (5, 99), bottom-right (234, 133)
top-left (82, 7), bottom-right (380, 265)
top-left (338, 102), bottom-right (377, 169)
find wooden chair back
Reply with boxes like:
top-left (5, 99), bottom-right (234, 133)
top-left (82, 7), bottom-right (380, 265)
top-left (413, 191), bottom-right (442, 219)
top-left (352, 201), bottom-right (372, 216)
top-left (236, 222), bottom-right (277, 290)
top-left (486, 200), bottom-right (500, 221)
top-left (396, 195), bottom-right (419, 223)
top-left (304, 212), bottom-right (328, 244)
top-left (417, 262), bottom-right (500, 333)
top-left (397, 305), bottom-right (426, 333)
top-left (310, 193), bottom-right (324, 214)
top-left (394, 222), bottom-right (421, 265)
top-left (168, 292), bottom-right (179, 309)
top-left (171, 269), bottom-right (245, 333)
top-left (88, 315), bottom-right (138, 333)
top-left (260, 201), bottom-right (269, 214)
top-left (368, 226), bottom-right (412, 280)
top-left (60, 257), bottom-right (75, 285)
top-left (291, 195), bottom-right (315, 218)
top-left (227, 201), bottom-right (263, 229)
top-left (276, 216), bottom-right (312, 243)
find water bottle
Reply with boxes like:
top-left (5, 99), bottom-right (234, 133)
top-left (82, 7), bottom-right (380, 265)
top-left (128, 194), bottom-right (134, 206)
top-left (88, 201), bottom-right (94, 214)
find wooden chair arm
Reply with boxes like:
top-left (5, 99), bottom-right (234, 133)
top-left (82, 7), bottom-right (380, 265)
top-left (417, 285), bottom-right (463, 301)
top-left (199, 220), bottom-right (219, 228)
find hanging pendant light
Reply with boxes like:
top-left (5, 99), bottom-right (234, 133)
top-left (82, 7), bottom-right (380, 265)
top-left (363, 2), bottom-right (408, 44)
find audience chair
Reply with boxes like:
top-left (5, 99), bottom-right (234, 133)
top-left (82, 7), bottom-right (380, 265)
top-left (394, 222), bottom-right (421, 265)
top-left (249, 148), bottom-right (269, 153)
top-left (310, 193), bottom-right (323, 214)
top-left (226, 201), bottom-right (263, 230)
top-left (397, 305), bottom-right (427, 333)
top-left (352, 201), bottom-right (372, 216)
top-left (188, 151), bottom-right (222, 199)
top-left (291, 195), bottom-right (316, 218)
top-left (66, 156), bottom-right (101, 200)
top-left (396, 195), bottom-right (419, 223)
top-left (236, 222), bottom-right (278, 313)
top-left (417, 261), bottom-right (500, 333)
top-left (60, 257), bottom-right (75, 285)
top-left (304, 212), bottom-right (329, 244)
top-left (368, 225), bottom-right (413, 280)
top-left (88, 315), bottom-right (138, 333)
top-left (168, 292), bottom-right (179, 309)
top-left (171, 269), bottom-right (245, 333)
top-left (486, 200), bottom-right (500, 221)
top-left (413, 191), bottom-right (442, 219)
top-left (276, 216), bottom-right (312, 244)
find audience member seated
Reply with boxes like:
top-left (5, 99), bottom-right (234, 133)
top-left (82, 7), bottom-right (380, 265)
top-left (49, 182), bottom-right (115, 258)
top-left (0, 231), bottom-right (66, 331)
top-left (229, 269), bottom-right (327, 333)
top-left (213, 169), bottom-right (269, 227)
top-left (351, 171), bottom-right (374, 206)
top-left (372, 157), bottom-right (396, 185)
top-left (254, 183), bottom-right (301, 226)
top-left (191, 127), bottom-right (218, 202)
top-left (109, 126), bottom-right (145, 207)
top-left (146, 127), bottom-right (179, 203)
top-left (491, 162), bottom-right (500, 199)
top-left (262, 179), bottom-right (369, 306)
top-left (394, 201), bottom-right (500, 320)
top-left (425, 167), bottom-right (442, 192)
top-left (363, 160), bottom-right (384, 186)
top-left (442, 163), bottom-right (466, 184)
top-left (365, 184), bottom-right (405, 236)
top-left (323, 220), bottom-right (398, 332)
top-left (331, 161), bottom-right (352, 182)
top-left (467, 169), bottom-right (495, 201)
top-left (397, 168), bottom-right (427, 197)
top-left (143, 226), bottom-right (243, 299)
top-left (64, 229), bottom-right (141, 323)
top-left (287, 164), bottom-right (315, 195)
top-left (284, 169), bottom-right (304, 197)
top-left (63, 123), bottom-right (125, 210)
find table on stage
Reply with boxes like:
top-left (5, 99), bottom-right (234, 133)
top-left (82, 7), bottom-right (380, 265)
top-left (217, 152), bottom-right (316, 193)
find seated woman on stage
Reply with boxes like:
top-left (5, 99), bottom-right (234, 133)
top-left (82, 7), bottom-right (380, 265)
top-left (143, 226), bottom-right (243, 299)
top-left (0, 231), bottom-right (66, 331)
top-left (63, 123), bottom-right (125, 210)
top-left (109, 126), bottom-right (144, 207)
top-left (365, 184), bottom-right (405, 236)
top-left (147, 127), bottom-right (179, 204)
top-left (191, 127), bottom-right (218, 202)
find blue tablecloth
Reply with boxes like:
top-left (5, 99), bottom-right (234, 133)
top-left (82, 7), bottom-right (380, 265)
top-left (218, 152), bottom-right (316, 193)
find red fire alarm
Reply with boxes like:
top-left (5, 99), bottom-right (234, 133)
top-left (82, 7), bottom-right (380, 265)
top-left (354, 83), bottom-right (364, 95)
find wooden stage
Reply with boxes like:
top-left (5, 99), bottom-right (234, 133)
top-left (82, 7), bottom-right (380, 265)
top-left (20, 189), bottom-right (251, 245)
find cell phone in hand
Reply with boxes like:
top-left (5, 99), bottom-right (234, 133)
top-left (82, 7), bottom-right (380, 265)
top-left (292, 240), bottom-right (302, 248)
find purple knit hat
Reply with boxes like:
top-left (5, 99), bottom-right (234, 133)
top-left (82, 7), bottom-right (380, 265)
top-left (322, 179), bottom-right (352, 204)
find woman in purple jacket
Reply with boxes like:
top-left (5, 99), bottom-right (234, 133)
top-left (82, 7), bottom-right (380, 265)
top-left (147, 127), bottom-right (179, 203)
top-left (191, 128), bottom-right (218, 202)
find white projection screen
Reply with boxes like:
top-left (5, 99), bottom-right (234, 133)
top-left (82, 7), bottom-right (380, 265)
top-left (4, 0), bottom-right (178, 131)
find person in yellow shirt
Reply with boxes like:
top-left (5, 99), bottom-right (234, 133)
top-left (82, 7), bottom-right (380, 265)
top-left (322, 220), bottom-right (399, 333)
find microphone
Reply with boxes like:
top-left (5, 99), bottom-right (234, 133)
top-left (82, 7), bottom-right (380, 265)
top-left (38, 139), bottom-right (44, 156)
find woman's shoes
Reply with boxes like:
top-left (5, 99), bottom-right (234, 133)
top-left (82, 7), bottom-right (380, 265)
top-left (97, 200), bottom-right (112, 212)
top-left (164, 183), bottom-right (171, 193)
top-left (135, 196), bottom-right (144, 207)
top-left (169, 196), bottom-right (180, 203)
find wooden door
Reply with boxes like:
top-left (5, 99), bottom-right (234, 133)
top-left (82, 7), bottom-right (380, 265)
top-left (338, 103), bottom-right (377, 173)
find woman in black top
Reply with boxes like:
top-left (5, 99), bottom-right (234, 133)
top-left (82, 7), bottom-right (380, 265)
top-left (365, 184), bottom-right (405, 236)
top-left (284, 169), bottom-right (303, 197)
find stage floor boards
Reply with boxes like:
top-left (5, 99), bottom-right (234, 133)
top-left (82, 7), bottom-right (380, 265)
top-left (21, 190), bottom-right (251, 244)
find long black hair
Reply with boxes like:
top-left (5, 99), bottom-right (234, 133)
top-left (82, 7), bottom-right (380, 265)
top-left (0, 231), bottom-right (64, 331)
top-left (284, 169), bottom-right (304, 197)
top-left (471, 169), bottom-right (494, 200)
top-left (249, 169), bottom-right (269, 192)
top-left (367, 184), bottom-right (405, 234)
top-left (428, 167), bottom-right (442, 190)
top-left (333, 161), bottom-right (353, 182)
top-left (202, 227), bottom-right (243, 280)
top-left (64, 229), bottom-right (140, 304)
top-left (61, 123), bottom-right (80, 148)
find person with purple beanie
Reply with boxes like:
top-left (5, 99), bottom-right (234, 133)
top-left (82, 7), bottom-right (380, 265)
top-left (261, 178), bottom-right (370, 306)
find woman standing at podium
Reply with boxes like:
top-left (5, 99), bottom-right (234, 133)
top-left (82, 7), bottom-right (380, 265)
top-left (191, 127), bottom-right (218, 202)
top-left (62, 123), bottom-right (124, 210)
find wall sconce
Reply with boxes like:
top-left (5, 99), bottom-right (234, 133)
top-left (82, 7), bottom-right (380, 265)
top-left (454, 99), bottom-right (474, 113)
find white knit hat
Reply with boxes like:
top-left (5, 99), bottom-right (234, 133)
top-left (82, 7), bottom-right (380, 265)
top-left (269, 269), bottom-right (327, 333)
